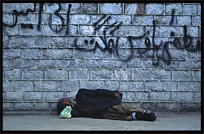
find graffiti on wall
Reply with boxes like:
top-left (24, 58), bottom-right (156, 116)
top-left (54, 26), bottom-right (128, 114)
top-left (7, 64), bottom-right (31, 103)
top-left (3, 3), bottom-right (201, 66)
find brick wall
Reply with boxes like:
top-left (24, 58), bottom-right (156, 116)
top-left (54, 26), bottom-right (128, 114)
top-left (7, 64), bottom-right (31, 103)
top-left (3, 3), bottom-right (201, 114)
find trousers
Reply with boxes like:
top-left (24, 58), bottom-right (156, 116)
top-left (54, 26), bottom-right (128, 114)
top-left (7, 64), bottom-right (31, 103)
top-left (102, 102), bottom-right (143, 121)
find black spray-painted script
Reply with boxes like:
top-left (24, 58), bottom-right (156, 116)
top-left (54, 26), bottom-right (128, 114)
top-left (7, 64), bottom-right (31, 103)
top-left (3, 3), bottom-right (201, 66)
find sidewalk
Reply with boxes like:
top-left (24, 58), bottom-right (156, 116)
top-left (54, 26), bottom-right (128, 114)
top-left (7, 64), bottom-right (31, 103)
top-left (2, 112), bottom-right (201, 131)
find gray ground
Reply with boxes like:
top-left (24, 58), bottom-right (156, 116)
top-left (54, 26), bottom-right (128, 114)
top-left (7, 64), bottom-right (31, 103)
top-left (3, 112), bottom-right (201, 131)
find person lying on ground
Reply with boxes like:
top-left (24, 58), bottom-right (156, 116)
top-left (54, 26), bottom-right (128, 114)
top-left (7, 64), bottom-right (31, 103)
top-left (57, 88), bottom-right (157, 121)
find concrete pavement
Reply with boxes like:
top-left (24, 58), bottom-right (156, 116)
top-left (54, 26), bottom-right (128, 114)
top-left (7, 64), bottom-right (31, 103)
top-left (2, 112), bottom-right (201, 131)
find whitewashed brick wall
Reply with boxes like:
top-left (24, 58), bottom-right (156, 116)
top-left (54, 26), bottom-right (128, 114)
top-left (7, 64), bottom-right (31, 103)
top-left (3, 3), bottom-right (201, 114)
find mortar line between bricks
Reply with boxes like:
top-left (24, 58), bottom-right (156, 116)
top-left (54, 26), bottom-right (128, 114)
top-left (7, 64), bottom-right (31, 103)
top-left (3, 3), bottom-right (201, 113)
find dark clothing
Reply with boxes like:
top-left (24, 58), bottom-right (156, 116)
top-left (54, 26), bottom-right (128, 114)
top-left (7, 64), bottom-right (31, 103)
top-left (71, 88), bottom-right (123, 118)
top-left (59, 89), bottom-right (155, 121)
top-left (75, 89), bottom-right (122, 110)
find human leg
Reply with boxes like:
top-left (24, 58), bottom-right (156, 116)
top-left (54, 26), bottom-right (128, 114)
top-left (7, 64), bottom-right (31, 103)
top-left (102, 103), bottom-right (157, 121)
top-left (125, 103), bottom-right (157, 121)
top-left (127, 104), bottom-right (157, 121)
top-left (134, 110), bottom-right (157, 121)
top-left (102, 112), bottom-right (133, 121)
top-left (126, 104), bottom-right (144, 113)
top-left (102, 103), bottom-right (133, 121)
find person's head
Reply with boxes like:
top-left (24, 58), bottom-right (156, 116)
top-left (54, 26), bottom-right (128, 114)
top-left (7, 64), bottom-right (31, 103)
top-left (57, 98), bottom-right (72, 114)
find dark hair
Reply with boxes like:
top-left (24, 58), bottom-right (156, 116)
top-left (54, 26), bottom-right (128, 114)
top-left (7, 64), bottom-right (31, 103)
top-left (57, 98), bottom-right (72, 114)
